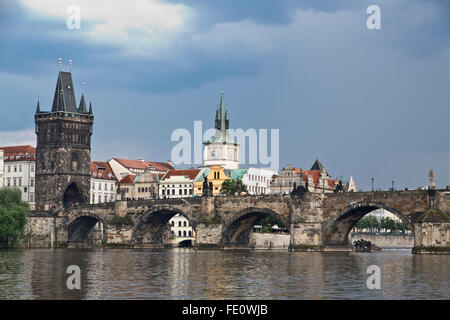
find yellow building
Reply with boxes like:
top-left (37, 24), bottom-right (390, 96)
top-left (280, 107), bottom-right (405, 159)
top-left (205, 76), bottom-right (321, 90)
top-left (193, 165), bottom-right (231, 196)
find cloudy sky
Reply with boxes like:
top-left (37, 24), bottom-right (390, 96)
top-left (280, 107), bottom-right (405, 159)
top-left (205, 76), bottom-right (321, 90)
top-left (0, 0), bottom-right (449, 190)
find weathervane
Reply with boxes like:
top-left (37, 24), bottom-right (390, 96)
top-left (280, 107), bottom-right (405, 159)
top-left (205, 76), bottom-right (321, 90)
top-left (58, 57), bottom-right (62, 71)
top-left (69, 59), bottom-right (73, 72)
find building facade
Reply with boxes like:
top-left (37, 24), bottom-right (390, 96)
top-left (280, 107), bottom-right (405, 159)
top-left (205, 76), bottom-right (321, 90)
top-left (203, 91), bottom-right (239, 170)
top-left (193, 165), bottom-right (231, 196)
top-left (168, 213), bottom-right (195, 245)
top-left (270, 160), bottom-right (341, 194)
top-left (0, 145), bottom-right (36, 209)
top-left (109, 158), bottom-right (174, 182)
top-left (242, 167), bottom-right (277, 195)
top-left (90, 161), bottom-right (117, 204)
top-left (159, 169), bottom-right (203, 199)
top-left (35, 69), bottom-right (93, 210)
top-left (118, 169), bottom-right (161, 200)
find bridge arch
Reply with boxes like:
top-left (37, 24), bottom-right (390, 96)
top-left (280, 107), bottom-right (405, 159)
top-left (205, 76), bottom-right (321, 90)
top-left (323, 201), bottom-right (413, 245)
top-left (67, 212), bottom-right (107, 245)
top-left (132, 205), bottom-right (195, 247)
top-left (221, 207), bottom-right (288, 248)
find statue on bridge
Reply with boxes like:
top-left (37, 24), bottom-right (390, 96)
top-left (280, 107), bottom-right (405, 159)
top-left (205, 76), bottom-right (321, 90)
top-left (334, 180), bottom-right (344, 193)
top-left (202, 175), bottom-right (214, 196)
top-left (291, 181), bottom-right (308, 197)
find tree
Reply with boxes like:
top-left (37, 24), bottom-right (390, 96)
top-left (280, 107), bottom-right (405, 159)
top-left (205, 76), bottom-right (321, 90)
top-left (220, 179), bottom-right (235, 195)
top-left (220, 178), bottom-right (248, 195)
top-left (0, 188), bottom-right (29, 247)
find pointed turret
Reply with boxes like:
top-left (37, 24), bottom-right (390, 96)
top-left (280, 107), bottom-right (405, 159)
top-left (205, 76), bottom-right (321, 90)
top-left (78, 94), bottom-right (87, 113)
top-left (51, 71), bottom-right (77, 113)
top-left (88, 101), bottom-right (93, 114)
top-left (311, 159), bottom-right (326, 172)
top-left (35, 100), bottom-right (40, 114)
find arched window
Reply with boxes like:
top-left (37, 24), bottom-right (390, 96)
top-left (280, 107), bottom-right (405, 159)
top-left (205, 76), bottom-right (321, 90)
top-left (178, 221), bottom-right (182, 227)
top-left (71, 152), bottom-right (78, 171)
top-left (183, 231), bottom-right (187, 237)
top-left (183, 221), bottom-right (187, 227)
top-left (178, 231), bottom-right (182, 237)
top-left (188, 231), bottom-right (192, 237)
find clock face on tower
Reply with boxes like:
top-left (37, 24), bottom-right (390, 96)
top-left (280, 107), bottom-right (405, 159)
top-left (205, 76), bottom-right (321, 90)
top-left (210, 149), bottom-right (219, 159)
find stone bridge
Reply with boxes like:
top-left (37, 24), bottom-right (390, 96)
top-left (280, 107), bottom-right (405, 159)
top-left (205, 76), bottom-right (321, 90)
top-left (28, 190), bottom-right (450, 253)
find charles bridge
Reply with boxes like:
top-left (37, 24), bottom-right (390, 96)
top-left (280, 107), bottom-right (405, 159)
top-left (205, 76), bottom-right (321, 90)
top-left (27, 189), bottom-right (450, 253)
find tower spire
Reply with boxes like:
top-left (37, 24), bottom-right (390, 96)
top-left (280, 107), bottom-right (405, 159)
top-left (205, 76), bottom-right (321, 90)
top-left (78, 93), bottom-right (87, 113)
top-left (36, 94), bottom-right (40, 114)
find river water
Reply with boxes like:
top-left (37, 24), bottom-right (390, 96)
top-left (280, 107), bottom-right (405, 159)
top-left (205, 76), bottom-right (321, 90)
top-left (0, 248), bottom-right (448, 300)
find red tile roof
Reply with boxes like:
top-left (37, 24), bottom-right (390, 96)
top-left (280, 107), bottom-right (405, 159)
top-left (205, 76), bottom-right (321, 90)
top-left (90, 161), bottom-right (117, 181)
top-left (299, 169), bottom-right (335, 189)
top-left (113, 158), bottom-right (174, 172)
top-left (162, 169), bottom-right (201, 181)
top-left (119, 174), bottom-right (136, 184)
top-left (0, 145), bottom-right (36, 162)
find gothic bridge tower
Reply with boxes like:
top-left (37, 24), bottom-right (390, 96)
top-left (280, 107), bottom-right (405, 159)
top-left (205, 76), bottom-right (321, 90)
top-left (35, 64), bottom-right (93, 211)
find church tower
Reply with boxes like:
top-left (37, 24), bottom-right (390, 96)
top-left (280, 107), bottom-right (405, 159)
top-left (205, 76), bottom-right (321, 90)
top-left (35, 64), bottom-right (93, 210)
top-left (203, 90), bottom-right (239, 170)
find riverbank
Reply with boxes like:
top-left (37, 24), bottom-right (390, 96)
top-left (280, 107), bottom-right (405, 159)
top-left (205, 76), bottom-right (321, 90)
top-left (351, 234), bottom-right (413, 248)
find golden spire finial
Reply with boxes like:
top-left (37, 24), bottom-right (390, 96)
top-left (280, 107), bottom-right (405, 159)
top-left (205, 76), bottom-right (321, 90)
top-left (58, 57), bottom-right (62, 70)
top-left (69, 59), bottom-right (72, 72)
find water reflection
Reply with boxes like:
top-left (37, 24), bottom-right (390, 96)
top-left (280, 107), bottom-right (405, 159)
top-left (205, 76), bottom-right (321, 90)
top-left (0, 249), bottom-right (448, 299)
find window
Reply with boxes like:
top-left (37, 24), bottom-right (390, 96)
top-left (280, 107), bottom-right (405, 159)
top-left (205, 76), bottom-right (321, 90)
top-left (7, 178), bottom-right (10, 186)
top-left (183, 221), bottom-right (187, 227)
top-left (31, 178), bottom-right (34, 186)
top-left (14, 165), bottom-right (17, 172)
top-left (183, 231), bottom-right (187, 237)
top-left (179, 189), bottom-right (182, 195)
top-left (13, 178), bottom-right (16, 186)
top-left (98, 195), bottom-right (101, 203)
top-left (99, 183), bottom-right (102, 191)
top-left (7, 165), bottom-right (10, 173)
top-left (178, 231), bottom-right (182, 237)
top-left (30, 194), bottom-right (34, 202)
top-left (111, 184), bottom-right (114, 191)
top-left (171, 221), bottom-right (174, 226)
top-left (71, 152), bottom-right (78, 171)
top-left (189, 231), bottom-right (192, 237)
top-left (19, 165), bottom-right (22, 172)
top-left (172, 189), bottom-right (175, 195)
top-left (18, 178), bottom-right (22, 186)
top-left (162, 189), bottom-right (165, 195)
top-left (184, 189), bottom-right (187, 195)
top-left (178, 221), bottom-right (182, 227)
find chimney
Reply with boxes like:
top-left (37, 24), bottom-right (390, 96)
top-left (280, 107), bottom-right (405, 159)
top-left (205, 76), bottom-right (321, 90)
top-left (137, 158), bottom-right (145, 162)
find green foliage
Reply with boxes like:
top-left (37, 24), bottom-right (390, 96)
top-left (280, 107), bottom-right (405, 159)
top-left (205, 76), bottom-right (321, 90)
top-left (220, 178), bottom-right (248, 195)
top-left (0, 188), bottom-right (29, 246)
top-left (110, 215), bottom-right (134, 226)
top-left (354, 215), bottom-right (409, 233)
top-left (258, 215), bottom-right (285, 229)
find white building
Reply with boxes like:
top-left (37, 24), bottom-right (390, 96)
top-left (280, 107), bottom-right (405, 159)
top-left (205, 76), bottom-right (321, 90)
top-left (109, 158), bottom-right (174, 181)
top-left (169, 213), bottom-right (195, 245)
top-left (0, 145), bottom-right (36, 209)
top-left (242, 167), bottom-right (277, 195)
top-left (159, 169), bottom-right (204, 199)
top-left (90, 161), bottom-right (117, 204)
top-left (366, 208), bottom-right (401, 222)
